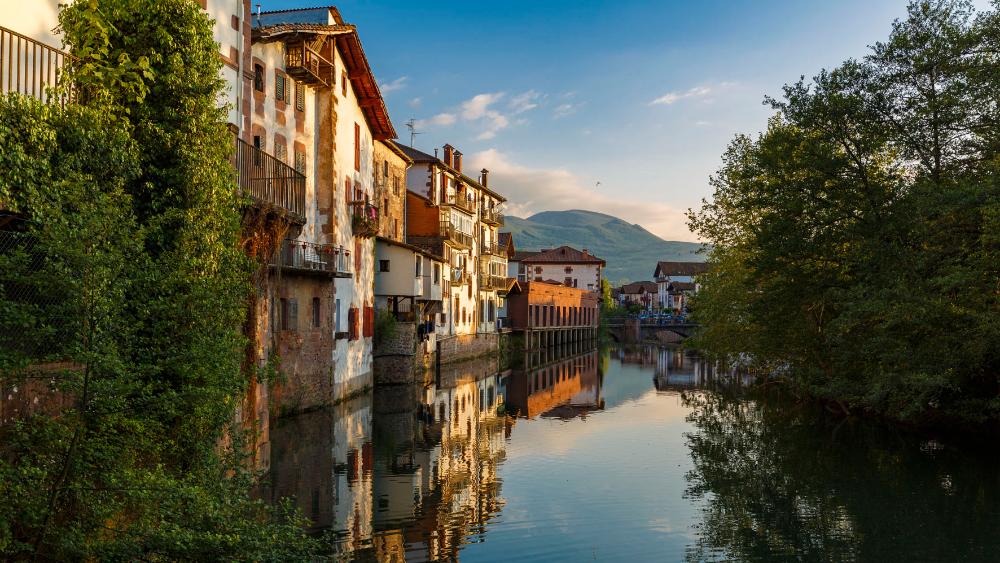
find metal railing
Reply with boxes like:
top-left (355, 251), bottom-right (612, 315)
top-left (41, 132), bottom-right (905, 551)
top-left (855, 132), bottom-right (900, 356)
top-left (0, 25), bottom-right (75, 106)
top-left (233, 135), bottom-right (306, 219)
top-left (478, 274), bottom-right (510, 291)
top-left (480, 240), bottom-right (500, 256)
top-left (350, 201), bottom-right (379, 238)
top-left (451, 268), bottom-right (469, 286)
top-left (440, 220), bottom-right (473, 249)
top-left (273, 238), bottom-right (351, 276)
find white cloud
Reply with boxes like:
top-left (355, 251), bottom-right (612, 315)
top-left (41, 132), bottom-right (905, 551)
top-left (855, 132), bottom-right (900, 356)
top-left (414, 112), bottom-right (457, 128)
top-left (508, 90), bottom-right (541, 115)
top-left (408, 97), bottom-right (422, 108)
top-left (461, 92), bottom-right (505, 119)
top-left (467, 149), bottom-right (695, 241)
top-left (553, 102), bottom-right (582, 119)
top-left (379, 76), bottom-right (408, 93)
top-left (650, 86), bottom-right (713, 106)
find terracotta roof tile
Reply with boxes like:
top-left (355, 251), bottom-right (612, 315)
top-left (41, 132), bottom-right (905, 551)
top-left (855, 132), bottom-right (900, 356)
top-left (654, 261), bottom-right (709, 277)
top-left (520, 245), bottom-right (605, 265)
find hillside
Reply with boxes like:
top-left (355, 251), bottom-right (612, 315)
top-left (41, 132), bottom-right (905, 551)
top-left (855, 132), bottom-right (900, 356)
top-left (501, 210), bottom-right (706, 284)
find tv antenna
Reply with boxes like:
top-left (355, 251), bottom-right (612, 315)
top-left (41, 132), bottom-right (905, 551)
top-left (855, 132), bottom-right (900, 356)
top-left (405, 119), bottom-right (423, 147)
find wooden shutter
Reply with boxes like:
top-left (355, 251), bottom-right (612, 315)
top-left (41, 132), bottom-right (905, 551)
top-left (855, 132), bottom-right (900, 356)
top-left (276, 73), bottom-right (285, 101)
top-left (295, 82), bottom-right (305, 111)
top-left (348, 307), bottom-right (358, 340)
top-left (354, 123), bottom-right (360, 171)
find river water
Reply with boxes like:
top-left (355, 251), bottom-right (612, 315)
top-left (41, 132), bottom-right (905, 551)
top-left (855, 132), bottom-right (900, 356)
top-left (262, 344), bottom-right (1000, 561)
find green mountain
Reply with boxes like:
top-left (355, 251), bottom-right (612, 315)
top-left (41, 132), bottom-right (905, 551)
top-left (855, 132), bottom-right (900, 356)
top-left (501, 210), bottom-right (706, 284)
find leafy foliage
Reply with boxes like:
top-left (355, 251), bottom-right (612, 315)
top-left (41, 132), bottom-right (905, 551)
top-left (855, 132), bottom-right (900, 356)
top-left (688, 0), bottom-right (1000, 426)
top-left (0, 0), bottom-right (318, 558)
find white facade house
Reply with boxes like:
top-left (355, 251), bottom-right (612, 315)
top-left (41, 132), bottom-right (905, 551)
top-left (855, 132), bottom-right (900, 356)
top-left (515, 246), bottom-right (605, 292)
top-left (653, 261), bottom-right (709, 311)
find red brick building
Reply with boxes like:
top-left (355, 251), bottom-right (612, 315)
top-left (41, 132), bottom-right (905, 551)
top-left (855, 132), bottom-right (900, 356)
top-left (505, 281), bottom-right (600, 349)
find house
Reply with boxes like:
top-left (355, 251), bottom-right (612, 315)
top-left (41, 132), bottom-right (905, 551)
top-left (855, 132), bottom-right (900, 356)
top-left (394, 142), bottom-right (509, 342)
top-left (618, 281), bottom-right (659, 312)
top-left (505, 280), bottom-right (600, 349)
top-left (513, 245), bottom-right (605, 292)
top-left (252, 6), bottom-right (396, 406)
top-left (653, 261), bottom-right (709, 311)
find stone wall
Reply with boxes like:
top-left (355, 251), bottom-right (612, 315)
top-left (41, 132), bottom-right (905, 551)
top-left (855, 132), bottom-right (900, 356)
top-left (437, 332), bottom-right (499, 364)
top-left (374, 322), bottom-right (416, 357)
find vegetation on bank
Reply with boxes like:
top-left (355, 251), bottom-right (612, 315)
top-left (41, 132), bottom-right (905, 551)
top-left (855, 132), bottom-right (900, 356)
top-left (0, 0), bottom-right (317, 559)
top-left (689, 0), bottom-right (1000, 427)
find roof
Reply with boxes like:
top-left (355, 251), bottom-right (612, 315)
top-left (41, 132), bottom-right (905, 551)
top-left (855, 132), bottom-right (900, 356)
top-left (406, 236), bottom-right (446, 260)
top-left (497, 232), bottom-right (515, 257)
top-left (510, 250), bottom-right (538, 262)
top-left (377, 139), bottom-right (413, 164)
top-left (376, 236), bottom-right (445, 263)
top-left (669, 281), bottom-right (697, 292)
top-left (388, 141), bottom-right (507, 202)
top-left (620, 281), bottom-right (658, 294)
top-left (252, 22), bottom-right (396, 140)
top-left (654, 261), bottom-right (709, 278)
top-left (521, 246), bottom-right (605, 266)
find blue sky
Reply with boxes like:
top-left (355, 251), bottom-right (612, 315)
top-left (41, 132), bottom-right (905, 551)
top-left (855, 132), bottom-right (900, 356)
top-left (261, 0), bottom-right (988, 241)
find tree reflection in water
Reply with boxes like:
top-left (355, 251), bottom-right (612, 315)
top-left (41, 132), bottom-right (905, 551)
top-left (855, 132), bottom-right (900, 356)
top-left (681, 391), bottom-right (1000, 562)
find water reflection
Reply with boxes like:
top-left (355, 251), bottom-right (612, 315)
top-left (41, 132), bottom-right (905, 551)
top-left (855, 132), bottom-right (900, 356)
top-left (264, 344), bottom-right (1000, 562)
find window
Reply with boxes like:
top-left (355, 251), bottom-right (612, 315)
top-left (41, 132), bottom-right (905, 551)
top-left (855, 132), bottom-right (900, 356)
top-left (252, 135), bottom-right (262, 165)
top-left (564, 277), bottom-right (573, 287)
top-left (294, 151), bottom-right (306, 175)
top-left (394, 218), bottom-right (399, 239)
top-left (295, 82), bottom-right (305, 111)
top-left (274, 140), bottom-right (287, 163)
top-left (379, 259), bottom-right (390, 272)
top-left (276, 73), bottom-right (286, 101)
top-left (415, 256), bottom-right (422, 277)
top-left (253, 63), bottom-right (264, 92)
top-left (342, 70), bottom-right (348, 96)
top-left (565, 266), bottom-right (573, 274)
top-left (383, 198), bottom-right (389, 215)
top-left (335, 299), bottom-right (342, 333)
top-left (354, 241), bottom-right (361, 274)
top-left (433, 263), bottom-right (441, 284)
top-left (382, 159), bottom-right (388, 179)
top-left (312, 297), bottom-right (321, 328)
top-left (534, 266), bottom-right (542, 274)
top-left (280, 298), bottom-right (297, 331)
top-left (393, 176), bottom-right (400, 196)
top-left (354, 123), bottom-right (360, 171)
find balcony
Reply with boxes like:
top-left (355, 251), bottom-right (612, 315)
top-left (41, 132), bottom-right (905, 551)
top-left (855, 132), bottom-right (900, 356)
top-left (272, 239), bottom-right (352, 277)
top-left (1, 25), bottom-right (75, 106)
top-left (233, 136), bottom-right (306, 222)
top-left (478, 274), bottom-right (511, 292)
top-left (479, 240), bottom-right (501, 256)
top-left (351, 201), bottom-right (379, 238)
top-left (284, 42), bottom-right (334, 87)
top-left (481, 207), bottom-right (504, 227)
top-left (451, 268), bottom-right (470, 286)
top-left (440, 220), bottom-right (473, 249)
top-left (443, 191), bottom-right (475, 214)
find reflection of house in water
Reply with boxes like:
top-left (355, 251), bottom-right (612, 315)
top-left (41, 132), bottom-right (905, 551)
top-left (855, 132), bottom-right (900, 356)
top-left (653, 347), bottom-right (705, 390)
top-left (263, 393), bottom-right (374, 556)
top-left (615, 345), bottom-right (658, 368)
top-left (265, 356), bottom-right (508, 561)
top-left (502, 346), bottom-right (603, 420)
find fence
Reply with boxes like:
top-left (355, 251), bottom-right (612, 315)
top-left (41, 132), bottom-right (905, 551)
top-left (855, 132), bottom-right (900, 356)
top-left (0, 25), bottom-right (75, 106)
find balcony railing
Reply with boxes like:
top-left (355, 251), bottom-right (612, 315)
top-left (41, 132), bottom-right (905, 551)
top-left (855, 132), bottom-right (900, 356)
top-left (285, 42), bottom-right (333, 87)
top-left (233, 136), bottom-right (306, 220)
top-left (443, 192), bottom-right (474, 214)
top-left (478, 274), bottom-right (511, 291)
top-left (273, 238), bottom-right (351, 276)
top-left (451, 268), bottom-right (469, 286)
top-left (480, 241), bottom-right (500, 256)
top-left (440, 220), bottom-right (473, 249)
top-left (351, 201), bottom-right (379, 238)
top-left (481, 207), bottom-right (504, 226)
top-left (1, 25), bottom-right (75, 106)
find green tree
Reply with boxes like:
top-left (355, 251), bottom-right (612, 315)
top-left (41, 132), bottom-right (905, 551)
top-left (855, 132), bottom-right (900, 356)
top-left (689, 0), bottom-right (1000, 425)
top-left (0, 0), bottom-right (318, 559)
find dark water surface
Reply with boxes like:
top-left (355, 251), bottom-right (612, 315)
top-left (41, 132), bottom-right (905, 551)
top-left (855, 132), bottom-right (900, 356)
top-left (263, 345), bottom-right (1000, 561)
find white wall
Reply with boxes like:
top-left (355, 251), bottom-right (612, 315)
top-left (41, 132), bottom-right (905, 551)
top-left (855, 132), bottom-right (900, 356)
top-left (523, 263), bottom-right (602, 291)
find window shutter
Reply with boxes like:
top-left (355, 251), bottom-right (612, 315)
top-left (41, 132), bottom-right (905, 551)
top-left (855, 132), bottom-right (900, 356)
top-left (288, 298), bottom-right (298, 331)
top-left (276, 73), bottom-right (285, 101)
top-left (348, 307), bottom-right (358, 340)
top-left (354, 123), bottom-right (361, 171)
top-left (294, 151), bottom-right (306, 174)
top-left (295, 82), bottom-right (305, 111)
top-left (345, 177), bottom-right (351, 204)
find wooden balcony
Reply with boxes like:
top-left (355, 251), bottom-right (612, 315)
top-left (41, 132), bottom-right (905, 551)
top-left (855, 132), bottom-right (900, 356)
top-left (233, 136), bottom-right (306, 222)
top-left (351, 201), bottom-right (379, 238)
top-left (0, 25), bottom-right (75, 106)
top-left (443, 191), bottom-right (475, 214)
top-left (481, 207), bottom-right (504, 226)
top-left (272, 238), bottom-right (352, 277)
top-left (480, 240), bottom-right (500, 256)
top-left (284, 42), bottom-right (333, 87)
top-left (478, 273), bottom-right (511, 291)
top-left (450, 268), bottom-right (470, 286)
top-left (440, 220), bottom-right (473, 249)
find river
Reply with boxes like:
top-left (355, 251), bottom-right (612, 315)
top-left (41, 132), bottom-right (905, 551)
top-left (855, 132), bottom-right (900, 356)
top-left (262, 344), bottom-right (1000, 562)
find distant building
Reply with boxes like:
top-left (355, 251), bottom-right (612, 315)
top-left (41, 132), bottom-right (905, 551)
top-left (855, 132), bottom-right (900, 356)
top-left (506, 280), bottom-right (600, 349)
top-left (653, 261), bottom-right (709, 312)
top-left (618, 281), bottom-right (658, 311)
top-left (511, 245), bottom-right (605, 292)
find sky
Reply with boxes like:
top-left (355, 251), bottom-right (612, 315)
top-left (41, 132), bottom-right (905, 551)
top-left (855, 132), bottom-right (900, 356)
top-left (12, 0), bottom-right (990, 241)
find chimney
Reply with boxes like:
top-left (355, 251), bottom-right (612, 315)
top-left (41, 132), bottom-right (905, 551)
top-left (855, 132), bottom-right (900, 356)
top-left (582, 249), bottom-right (589, 256)
top-left (443, 144), bottom-right (454, 168)
top-left (454, 150), bottom-right (462, 173)
top-left (480, 168), bottom-right (489, 187)
top-left (434, 148), bottom-right (438, 158)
